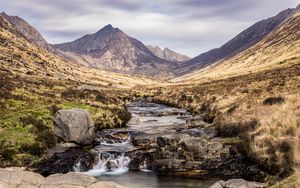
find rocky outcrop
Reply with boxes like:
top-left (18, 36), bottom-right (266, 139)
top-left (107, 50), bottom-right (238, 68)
top-left (35, 146), bottom-right (97, 176)
top-left (147, 45), bottom-right (190, 62)
top-left (209, 179), bottom-right (267, 188)
top-left (0, 12), bottom-right (51, 50)
top-left (175, 7), bottom-right (296, 75)
top-left (53, 108), bottom-right (95, 145)
top-left (0, 168), bottom-right (127, 188)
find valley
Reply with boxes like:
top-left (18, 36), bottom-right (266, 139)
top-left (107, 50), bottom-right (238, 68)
top-left (0, 3), bottom-right (300, 188)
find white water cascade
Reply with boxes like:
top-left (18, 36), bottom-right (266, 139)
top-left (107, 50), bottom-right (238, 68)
top-left (87, 152), bottom-right (131, 176)
top-left (74, 152), bottom-right (131, 177)
top-left (73, 134), bottom-right (133, 177)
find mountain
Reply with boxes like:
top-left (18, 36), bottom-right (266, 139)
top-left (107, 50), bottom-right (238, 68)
top-left (0, 12), bottom-right (51, 50)
top-left (174, 7), bottom-right (296, 75)
top-left (172, 5), bottom-right (300, 83)
top-left (147, 45), bottom-right (190, 62)
top-left (0, 15), bottom-right (156, 88)
top-left (53, 25), bottom-right (175, 78)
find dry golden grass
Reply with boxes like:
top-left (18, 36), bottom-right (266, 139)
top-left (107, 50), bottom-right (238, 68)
top-left (221, 94), bottom-right (300, 175)
top-left (0, 27), bottom-right (157, 89)
top-left (145, 61), bottom-right (300, 179)
top-left (171, 12), bottom-right (300, 84)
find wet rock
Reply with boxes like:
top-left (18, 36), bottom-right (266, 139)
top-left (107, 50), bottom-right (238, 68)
top-left (45, 142), bottom-right (78, 158)
top-left (189, 120), bottom-right (211, 129)
top-left (210, 179), bottom-right (268, 188)
top-left (177, 128), bottom-right (206, 137)
top-left (152, 159), bottom-right (206, 176)
top-left (53, 108), bottom-right (95, 145)
top-left (186, 115), bottom-right (205, 123)
top-left (129, 157), bottom-right (142, 171)
top-left (131, 133), bottom-right (153, 148)
top-left (157, 137), bottom-right (170, 147)
top-left (127, 114), bottom-right (141, 125)
top-left (98, 130), bottom-right (130, 144)
top-left (35, 147), bottom-right (97, 176)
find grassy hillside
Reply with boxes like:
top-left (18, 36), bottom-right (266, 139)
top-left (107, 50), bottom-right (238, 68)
top-left (172, 10), bottom-right (300, 84)
top-left (0, 7), bottom-right (299, 186)
top-left (137, 9), bottom-right (300, 185)
top-left (0, 17), bottom-right (152, 167)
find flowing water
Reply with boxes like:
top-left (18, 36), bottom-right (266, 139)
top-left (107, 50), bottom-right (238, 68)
top-left (74, 101), bottom-right (217, 188)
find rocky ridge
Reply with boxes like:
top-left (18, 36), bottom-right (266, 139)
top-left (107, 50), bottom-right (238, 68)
top-left (0, 12), bottom-right (51, 50)
top-left (175, 6), bottom-right (297, 75)
top-left (147, 45), bottom-right (190, 62)
top-left (53, 25), bottom-right (176, 78)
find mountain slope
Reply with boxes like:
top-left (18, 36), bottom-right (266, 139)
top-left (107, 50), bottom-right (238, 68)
top-left (53, 25), bottom-right (175, 78)
top-left (147, 45), bottom-right (190, 62)
top-left (0, 16), bottom-right (156, 88)
top-left (0, 12), bottom-right (50, 50)
top-left (174, 7), bottom-right (296, 75)
top-left (172, 6), bottom-right (300, 83)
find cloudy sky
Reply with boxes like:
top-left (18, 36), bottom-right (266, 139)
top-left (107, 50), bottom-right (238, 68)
top-left (1, 0), bottom-right (299, 57)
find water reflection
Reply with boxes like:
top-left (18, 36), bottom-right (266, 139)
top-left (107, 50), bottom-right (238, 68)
top-left (97, 171), bottom-right (216, 188)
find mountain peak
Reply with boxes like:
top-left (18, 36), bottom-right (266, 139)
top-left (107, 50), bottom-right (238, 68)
top-left (103, 24), bottom-right (113, 30)
top-left (0, 12), bottom-right (49, 49)
top-left (53, 25), bottom-right (174, 78)
top-left (96, 24), bottom-right (122, 36)
top-left (147, 45), bottom-right (190, 62)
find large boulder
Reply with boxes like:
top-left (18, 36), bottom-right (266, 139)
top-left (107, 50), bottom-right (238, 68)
top-left (42, 172), bottom-right (97, 187)
top-left (0, 168), bottom-right (127, 188)
top-left (0, 168), bottom-right (45, 188)
top-left (53, 108), bottom-right (95, 145)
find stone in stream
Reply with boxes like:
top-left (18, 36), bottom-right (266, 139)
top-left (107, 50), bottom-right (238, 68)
top-left (35, 147), bottom-right (97, 176)
top-left (157, 137), bottom-right (170, 147)
top-left (53, 108), bottom-right (95, 145)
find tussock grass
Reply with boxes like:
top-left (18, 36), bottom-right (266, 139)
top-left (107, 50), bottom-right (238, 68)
top-left (0, 72), bottom-right (132, 167)
top-left (145, 62), bottom-right (300, 182)
top-left (247, 95), bottom-right (300, 175)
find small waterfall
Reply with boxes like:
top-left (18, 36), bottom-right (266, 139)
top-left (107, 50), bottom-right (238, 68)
top-left (73, 161), bottom-right (81, 172)
top-left (140, 160), bottom-right (151, 172)
top-left (75, 152), bottom-right (131, 177)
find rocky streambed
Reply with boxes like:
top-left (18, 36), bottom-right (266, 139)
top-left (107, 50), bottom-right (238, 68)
top-left (35, 100), bottom-right (267, 188)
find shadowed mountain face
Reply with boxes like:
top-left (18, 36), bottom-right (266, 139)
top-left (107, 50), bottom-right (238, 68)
top-left (172, 5), bottom-right (300, 83)
top-left (1, 5), bottom-right (298, 79)
top-left (53, 25), bottom-right (176, 78)
top-left (0, 16), bottom-right (156, 88)
top-left (0, 12), bottom-right (51, 50)
top-left (175, 7), bottom-right (296, 75)
top-left (147, 45), bottom-right (190, 62)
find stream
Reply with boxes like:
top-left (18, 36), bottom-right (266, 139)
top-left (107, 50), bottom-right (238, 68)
top-left (74, 101), bottom-right (218, 188)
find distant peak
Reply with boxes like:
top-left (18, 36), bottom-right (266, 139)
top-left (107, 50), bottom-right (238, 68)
top-left (0, 12), bottom-right (8, 18)
top-left (104, 24), bottom-right (113, 29)
top-left (98, 24), bottom-right (122, 33)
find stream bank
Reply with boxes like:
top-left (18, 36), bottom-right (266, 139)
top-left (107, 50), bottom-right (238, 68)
top-left (36, 100), bottom-right (265, 187)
